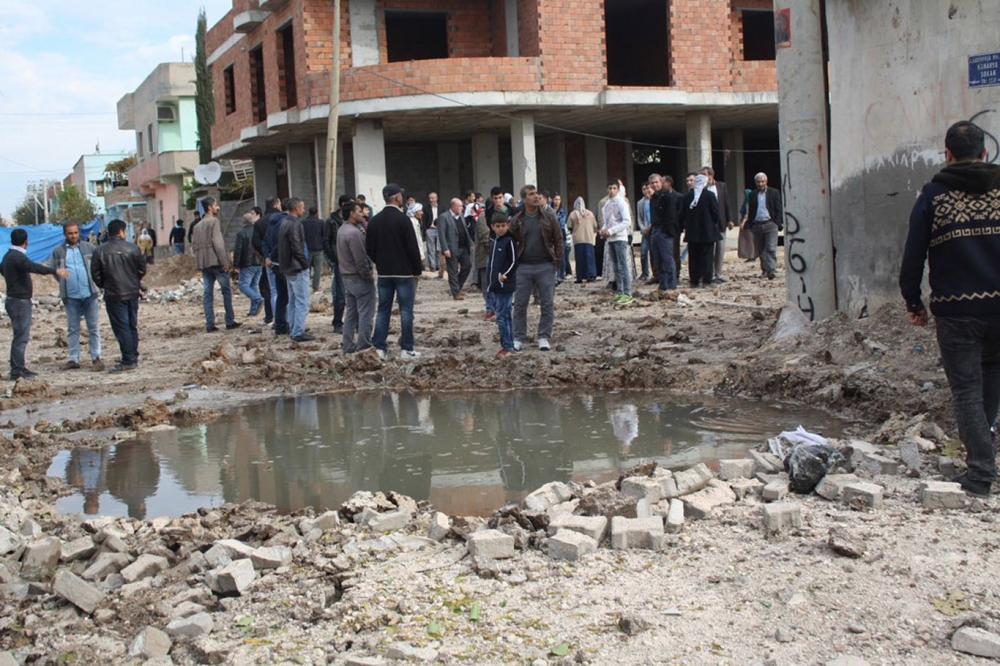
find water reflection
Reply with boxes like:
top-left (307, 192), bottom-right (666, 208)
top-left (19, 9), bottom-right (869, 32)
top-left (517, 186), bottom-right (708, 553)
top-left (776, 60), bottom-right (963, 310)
top-left (49, 392), bottom-right (850, 519)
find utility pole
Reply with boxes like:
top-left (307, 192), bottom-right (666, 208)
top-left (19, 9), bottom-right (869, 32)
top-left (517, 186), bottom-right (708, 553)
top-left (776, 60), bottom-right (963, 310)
top-left (774, 0), bottom-right (837, 321)
top-left (323, 0), bottom-right (341, 218)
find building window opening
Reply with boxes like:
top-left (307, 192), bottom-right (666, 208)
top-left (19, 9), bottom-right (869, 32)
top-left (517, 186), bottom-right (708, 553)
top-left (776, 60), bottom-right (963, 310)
top-left (249, 45), bottom-right (266, 123)
top-left (277, 24), bottom-right (298, 110)
top-left (224, 66), bottom-right (236, 115)
top-left (147, 124), bottom-right (155, 154)
top-left (742, 10), bottom-right (776, 61)
top-left (606, 0), bottom-right (669, 86)
top-left (385, 11), bottom-right (448, 63)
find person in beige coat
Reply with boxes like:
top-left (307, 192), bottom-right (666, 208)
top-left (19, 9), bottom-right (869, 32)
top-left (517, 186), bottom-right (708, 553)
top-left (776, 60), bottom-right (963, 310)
top-left (566, 197), bottom-right (599, 282)
top-left (191, 196), bottom-right (240, 332)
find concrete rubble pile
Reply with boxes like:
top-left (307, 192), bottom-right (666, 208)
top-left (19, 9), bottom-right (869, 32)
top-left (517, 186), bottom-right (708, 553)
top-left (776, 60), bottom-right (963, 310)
top-left (0, 412), bottom-right (996, 664)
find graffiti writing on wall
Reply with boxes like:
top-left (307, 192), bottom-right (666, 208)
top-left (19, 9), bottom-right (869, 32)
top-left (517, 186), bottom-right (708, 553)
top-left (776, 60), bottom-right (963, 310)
top-left (782, 147), bottom-right (814, 320)
top-left (970, 109), bottom-right (999, 163)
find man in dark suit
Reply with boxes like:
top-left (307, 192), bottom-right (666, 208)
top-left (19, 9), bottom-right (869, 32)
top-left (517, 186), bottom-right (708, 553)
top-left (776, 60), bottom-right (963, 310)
top-left (700, 166), bottom-right (734, 283)
top-left (744, 172), bottom-right (784, 279)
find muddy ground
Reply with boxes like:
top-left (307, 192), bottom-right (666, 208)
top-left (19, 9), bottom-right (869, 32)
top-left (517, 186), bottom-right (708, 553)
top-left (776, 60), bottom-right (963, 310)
top-left (2, 249), bottom-right (998, 666)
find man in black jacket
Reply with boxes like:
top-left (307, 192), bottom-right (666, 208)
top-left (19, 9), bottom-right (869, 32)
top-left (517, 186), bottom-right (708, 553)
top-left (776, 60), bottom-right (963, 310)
top-left (744, 172), bottom-right (784, 279)
top-left (278, 197), bottom-right (313, 342)
top-left (366, 184), bottom-right (423, 361)
top-left (251, 198), bottom-right (278, 324)
top-left (900, 120), bottom-right (1000, 497)
top-left (323, 194), bottom-right (352, 333)
top-left (647, 173), bottom-right (680, 291)
top-left (233, 212), bottom-right (263, 316)
top-left (0, 229), bottom-right (68, 379)
top-left (302, 205), bottom-right (326, 292)
top-left (91, 219), bottom-right (147, 373)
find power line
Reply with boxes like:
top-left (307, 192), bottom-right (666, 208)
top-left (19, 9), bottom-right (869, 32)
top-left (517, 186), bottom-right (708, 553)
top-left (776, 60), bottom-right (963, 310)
top-left (0, 112), bottom-right (116, 117)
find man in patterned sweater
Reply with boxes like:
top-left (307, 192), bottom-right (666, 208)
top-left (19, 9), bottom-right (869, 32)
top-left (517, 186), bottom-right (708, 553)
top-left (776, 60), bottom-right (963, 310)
top-left (900, 120), bottom-right (1000, 497)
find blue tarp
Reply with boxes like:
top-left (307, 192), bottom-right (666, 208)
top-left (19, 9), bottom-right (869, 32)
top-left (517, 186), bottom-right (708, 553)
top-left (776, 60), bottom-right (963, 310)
top-left (0, 220), bottom-right (102, 264)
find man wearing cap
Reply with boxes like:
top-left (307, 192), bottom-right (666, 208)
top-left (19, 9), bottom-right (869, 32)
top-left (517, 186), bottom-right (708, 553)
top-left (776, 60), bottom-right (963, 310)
top-left (366, 184), bottom-right (424, 361)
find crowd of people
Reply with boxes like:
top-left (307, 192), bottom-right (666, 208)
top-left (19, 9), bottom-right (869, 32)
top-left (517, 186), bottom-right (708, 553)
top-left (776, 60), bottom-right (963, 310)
top-left (0, 169), bottom-right (784, 377)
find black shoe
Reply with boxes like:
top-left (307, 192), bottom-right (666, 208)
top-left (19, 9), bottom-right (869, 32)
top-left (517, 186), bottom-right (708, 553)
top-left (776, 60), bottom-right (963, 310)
top-left (711, 277), bottom-right (725, 284)
top-left (333, 323), bottom-right (343, 334)
top-left (952, 473), bottom-right (991, 497)
top-left (574, 280), bottom-right (584, 284)
top-left (206, 326), bottom-right (219, 332)
top-left (226, 322), bottom-right (242, 330)
top-left (109, 363), bottom-right (136, 374)
top-left (766, 272), bottom-right (776, 280)
top-left (264, 317), bottom-right (273, 325)
top-left (274, 327), bottom-right (289, 336)
top-left (292, 333), bottom-right (316, 342)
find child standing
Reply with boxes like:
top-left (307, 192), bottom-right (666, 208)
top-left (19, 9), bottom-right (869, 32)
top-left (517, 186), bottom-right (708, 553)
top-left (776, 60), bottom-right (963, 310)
top-left (486, 213), bottom-right (518, 356)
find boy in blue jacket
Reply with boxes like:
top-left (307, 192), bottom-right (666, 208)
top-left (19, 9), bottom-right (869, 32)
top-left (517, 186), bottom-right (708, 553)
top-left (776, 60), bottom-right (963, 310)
top-left (486, 213), bottom-right (518, 356)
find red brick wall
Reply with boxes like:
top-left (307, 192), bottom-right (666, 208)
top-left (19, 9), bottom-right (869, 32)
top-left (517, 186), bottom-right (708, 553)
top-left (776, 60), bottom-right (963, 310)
top-left (374, 1), bottom-right (496, 63)
top-left (536, 0), bottom-right (605, 91)
top-left (729, 0), bottom-right (778, 92)
top-left (669, 0), bottom-right (734, 91)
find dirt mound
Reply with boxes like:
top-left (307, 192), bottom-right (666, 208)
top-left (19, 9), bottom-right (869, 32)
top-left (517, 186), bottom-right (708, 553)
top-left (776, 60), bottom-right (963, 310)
top-left (143, 253), bottom-right (198, 289)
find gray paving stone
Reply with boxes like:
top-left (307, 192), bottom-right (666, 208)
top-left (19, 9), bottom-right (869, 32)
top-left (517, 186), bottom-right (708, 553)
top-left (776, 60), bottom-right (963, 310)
top-left (120, 554), bottom-right (169, 583)
top-left (467, 529), bottom-right (515, 559)
top-left (748, 449), bottom-right (782, 474)
top-left (546, 514), bottom-right (608, 543)
top-left (522, 481), bottom-right (573, 512)
top-left (861, 452), bottom-right (899, 476)
top-left (842, 482), bottom-right (884, 509)
top-left (681, 479), bottom-right (736, 519)
top-left (921, 481), bottom-right (967, 510)
top-left (53, 570), bottom-right (105, 614)
top-left (610, 516), bottom-right (665, 550)
top-left (366, 508), bottom-right (412, 533)
top-left (128, 626), bottom-right (172, 658)
top-left (665, 499), bottom-right (684, 533)
top-left (620, 476), bottom-right (663, 503)
top-left (214, 539), bottom-right (255, 560)
top-left (428, 512), bottom-right (451, 541)
top-left (762, 479), bottom-right (789, 502)
top-left (21, 537), bottom-right (61, 578)
top-left (815, 474), bottom-right (860, 501)
top-left (82, 552), bottom-right (129, 581)
top-left (762, 502), bottom-right (802, 534)
top-left (60, 536), bottom-right (96, 563)
top-left (165, 612), bottom-right (214, 638)
top-left (207, 559), bottom-right (256, 595)
top-left (250, 546), bottom-right (292, 570)
top-left (548, 530), bottom-right (598, 561)
top-left (718, 459), bottom-right (755, 481)
top-left (952, 626), bottom-right (1000, 659)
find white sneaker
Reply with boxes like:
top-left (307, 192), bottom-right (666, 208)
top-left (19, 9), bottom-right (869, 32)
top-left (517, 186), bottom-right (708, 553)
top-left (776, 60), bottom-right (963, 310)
top-left (375, 349), bottom-right (387, 360)
top-left (400, 349), bottom-right (421, 361)
top-left (513, 340), bottom-right (523, 351)
top-left (538, 338), bottom-right (551, 351)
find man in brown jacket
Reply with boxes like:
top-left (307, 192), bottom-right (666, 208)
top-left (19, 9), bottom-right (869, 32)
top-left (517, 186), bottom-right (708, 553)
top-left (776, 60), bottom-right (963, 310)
top-left (192, 196), bottom-right (240, 332)
top-left (509, 184), bottom-right (563, 351)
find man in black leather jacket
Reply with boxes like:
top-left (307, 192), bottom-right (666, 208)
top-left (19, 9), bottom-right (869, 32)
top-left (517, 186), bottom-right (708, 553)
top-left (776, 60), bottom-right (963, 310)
top-left (91, 219), bottom-right (146, 373)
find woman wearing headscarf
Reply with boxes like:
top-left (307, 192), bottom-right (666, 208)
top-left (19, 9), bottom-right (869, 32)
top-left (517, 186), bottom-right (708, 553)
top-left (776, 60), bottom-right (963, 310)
top-left (566, 197), bottom-right (599, 283)
top-left (406, 202), bottom-right (426, 266)
top-left (681, 174), bottom-right (722, 288)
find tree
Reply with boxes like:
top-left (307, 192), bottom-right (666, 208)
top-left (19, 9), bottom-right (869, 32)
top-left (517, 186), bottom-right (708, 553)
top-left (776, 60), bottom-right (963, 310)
top-left (54, 184), bottom-right (97, 224)
top-left (13, 198), bottom-right (45, 226)
top-left (195, 9), bottom-right (215, 165)
top-left (105, 155), bottom-right (137, 186)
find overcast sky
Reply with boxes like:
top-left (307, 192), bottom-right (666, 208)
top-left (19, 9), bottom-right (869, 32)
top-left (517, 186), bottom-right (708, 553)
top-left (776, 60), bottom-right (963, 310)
top-left (0, 0), bottom-right (232, 218)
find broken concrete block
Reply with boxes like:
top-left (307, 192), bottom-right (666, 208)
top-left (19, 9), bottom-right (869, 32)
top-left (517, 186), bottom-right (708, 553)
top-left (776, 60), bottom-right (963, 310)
top-left (100, 534), bottom-right (128, 553)
top-left (762, 502), bottom-right (802, 534)
top-left (681, 479), bottom-right (737, 520)
top-left (921, 481), bottom-right (967, 510)
top-left (728, 478), bottom-right (763, 500)
top-left (756, 470), bottom-right (790, 486)
top-left (546, 514), bottom-right (608, 543)
top-left (669, 463), bottom-right (715, 497)
top-left (952, 626), bottom-right (1000, 659)
top-left (814, 474), bottom-right (860, 501)
top-left (522, 482), bottom-right (573, 512)
top-left (428, 512), bottom-right (451, 541)
top-left (82, 552), bottom-right (129, 581)
top-left (165, 612), bottom-right (214, 638)
top-left (610, 516), bottom-right (665, 551)
top-left (0, 525), bottom-right (20, 556)
top-left (53, 570), bottom-right (105, 614)
top-left (344, 658), bottom-right (388, 666)
top-left (60, 536), bottom-right (96, 563)
top-left (311, 510), bottom-right (341, 531)
top-left (665, 499), bottom-right (684, 533)
top-left (762, 479), bottom-right (789, 502)
top-left (120, 554), bottom-right (169, 583)
top-left (214, 539), bottom-right (255, 560)
top-left (718, 459), bottom-right (755, 481)
top-left (366, 508), bottom-right (412, 533)
top-left (250, 546), bottom-right (292, 570)
top-left (938, 456), bottom-right (957, 478)
top-left (846, 439), bottom-right (878, 470)
top-left (467, 530), bottom-right (515, 559)
top-left (548, 530), bottom-right (598, 561)
top-left (842, 482), bottom-right (884, 509)
top-left (861, 453), bottom-right (899, 476)
top-left (128, 626), bottom-right (172, 658)
top-left (21, 537), bottom-right (62, 578)
top-left (202, 544), bottom-right (233, 569)
top-left (620, 476), bottom-right (663, 503)
top-left (898, 438), bottom-right (922, 472)
top-left (207, 559), bottom-right (256, 596)
top-left (748, 450), bottom-right (782, 474)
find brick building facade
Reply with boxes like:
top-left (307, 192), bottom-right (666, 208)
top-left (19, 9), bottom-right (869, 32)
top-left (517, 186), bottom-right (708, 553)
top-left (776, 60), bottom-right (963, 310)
top-left (207, 0), bottom-right (779, 215)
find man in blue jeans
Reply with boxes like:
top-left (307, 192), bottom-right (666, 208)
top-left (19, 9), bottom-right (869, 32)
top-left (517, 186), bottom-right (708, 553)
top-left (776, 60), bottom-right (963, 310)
top-left (901, 120), bottom-right (1000, 498)
top-left (277, 197), bottom-right (313, 342)
top-left (90, 219), bottom-right (146, 373)
top-left (366, 184), bottom-right (424, 361)
top-left (192, 196), bottom-right (240, 332)
top-left (48, 222), bottom-right (104, 371)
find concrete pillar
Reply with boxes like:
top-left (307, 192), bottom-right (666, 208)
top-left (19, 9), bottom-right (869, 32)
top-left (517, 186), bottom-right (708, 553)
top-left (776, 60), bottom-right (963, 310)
top-left (723, 128), bottom-right (745, 219)
top-left (349, 0), bottom-right (379, 67)
top-left (585, 136), bottom-right (608, 212)
top-left (287, 143), bottom-right (317, 210)
top-left (472, 133), bottom-right (501, 195)
top-left (505, 0), bottom-right (519, 57)
top-left (352, 119), bottom-right (387, 214)
top-left (510, 112), bottom-right (537, 196)
top-left (253, 156), bottom-right (278, 207)
top-left (685, 112), bottom-right (712, 174)
top-left (437, 142), bottom-right (461, 200)
top-left (776, 0), bottom-right (836, 321)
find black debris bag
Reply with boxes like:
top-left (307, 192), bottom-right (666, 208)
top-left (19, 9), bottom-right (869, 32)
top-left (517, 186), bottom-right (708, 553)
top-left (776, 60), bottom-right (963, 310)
top-left (784, 443), bottom-right (848, 494)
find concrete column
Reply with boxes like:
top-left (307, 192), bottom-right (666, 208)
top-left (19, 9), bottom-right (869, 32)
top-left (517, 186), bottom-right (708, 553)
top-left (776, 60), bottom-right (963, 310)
top-left (349, 0), bottom-right (379, 67)
top-left (723, 128), bottom-right (745, 219)
top-left (472, 133), bottom-right (501, 195)
top-left (685, 112), bottom-right (712, 174)
top-left (584, 136), bottom-right (608, 212)
top-left (510, 112), bottom-right (537, 196)
top-left (352, 120), bottom-right (387, 214)
top-left (505, 0), bottom-right (519, 57)
top-left (253, 156), bottom-right (278, 207)
top-left (287, 143), bottom-right (317, 210)
top-left (437, 142), bottom-right (460, 200)
top-left (776, 0), bottom-right (836, 321)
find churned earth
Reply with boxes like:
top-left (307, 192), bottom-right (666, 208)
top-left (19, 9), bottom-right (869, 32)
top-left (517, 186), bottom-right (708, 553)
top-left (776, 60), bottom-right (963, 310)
top-left (1, 249), bottom-right (998, 666)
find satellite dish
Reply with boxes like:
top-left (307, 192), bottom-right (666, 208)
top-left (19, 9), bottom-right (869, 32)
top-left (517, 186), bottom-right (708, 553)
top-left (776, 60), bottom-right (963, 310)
top-left (194, 161), bottom-right (222, 185)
